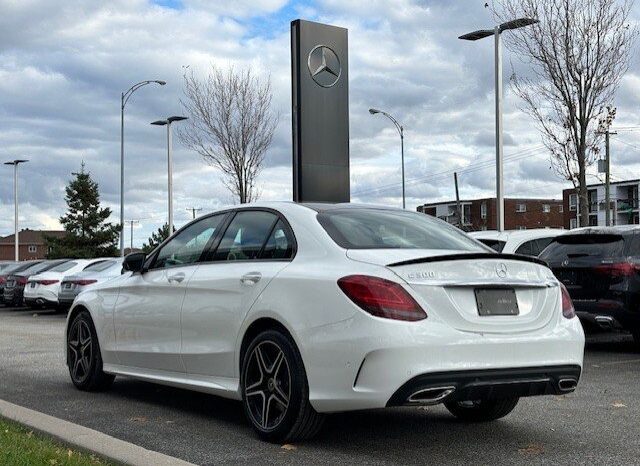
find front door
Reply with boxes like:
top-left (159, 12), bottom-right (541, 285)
top-left (114, 214), bottom-right (226, 372)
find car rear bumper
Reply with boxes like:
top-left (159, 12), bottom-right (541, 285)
top-left (574, 299), bottom-right (640, 332)
top-left (24, 297), bottom-right (58, 308)
top-left (386, 365), bottom-right (581, 407)
top-left (301, 313), bottom-right (585, 413)
top-left (3, 288), bottom-right (23, 306)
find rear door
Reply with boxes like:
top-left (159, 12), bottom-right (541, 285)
top-left (181, 209), bottom-right (295, 378)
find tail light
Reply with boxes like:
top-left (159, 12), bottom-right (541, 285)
top-left (0, 277), bottom-right (5, 285)
top-left (560, 283), bottom-right (575, 319)
top-left (594, 262), bottom-right (639, 277)
top-left (36, 280), bottom-right (59, 286)
top-left (338, 275), bottom-right (427, 321)
top-left (71, 279), bottom-right (97, 286)
top-left (16, 276), bottom-right (28, 285)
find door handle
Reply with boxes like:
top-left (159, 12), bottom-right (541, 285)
top-left (167, 272), bottom-right (185, 283)
top-left (240, 272), bottom-right (262, 286)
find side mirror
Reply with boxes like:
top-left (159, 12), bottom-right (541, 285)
top-left (122, 252), bottom-right (146, 273)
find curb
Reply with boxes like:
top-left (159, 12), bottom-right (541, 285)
top-left (0, 399), bottom-right (196, 466)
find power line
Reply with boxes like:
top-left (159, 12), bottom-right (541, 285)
top-left (352, 145), bottom-right (546, 198)
top-left (186, 207), bottom-right (202, 219)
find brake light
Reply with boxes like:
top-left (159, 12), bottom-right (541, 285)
top-left (338, 275), bottom-right (427, 321)
top-left (16, 276), bottom-right (28, 285)
top-left (0, 277), bottom-right (5, 285)
top-left (36, 280), bottom-right (59, 286)
top-left (70, 280), bottom-right (97, 286)
top-left (560, 283), bottom-right (575, 319)
top-left (594, 262), bottom-right (639, 277)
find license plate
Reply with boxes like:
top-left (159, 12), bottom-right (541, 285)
top-left (475, 288), bottom-right (519, 316)
top-left (64, 283), bottom-right (72, 289)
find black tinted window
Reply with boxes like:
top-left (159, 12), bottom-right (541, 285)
top-left (153, 215), bottom-right (224, 269)
top-left (213, 211), bottom-right (278, 261)
top-left (478, 239), bottom-right (505, 253)
top-left (317, 209), bottom-right (483, 250)
top-left (515, 240), bottom-right (535, 256)
top-left (261, 220), bottom-right (294, 260)
top-left (540, 234), bottom-right (625, 262)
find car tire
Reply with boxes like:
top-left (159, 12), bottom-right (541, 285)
top-left (444, 397), bottom-right (519, 422)
top-left (241, 329), bottom-right (324, 443)
top-left (67, 310), bottom-right (115, 391)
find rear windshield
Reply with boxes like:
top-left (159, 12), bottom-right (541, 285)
top-left (539, 234), bottom-right (625, 261)
top-left (20, 261), bottom-right (55, 274)
top-left (49, 261), bottom-right (77, 272)
top-left (317, 209), bottom-right (484, 251)
top-left (83, 260), bottom-right (118, 272)
top-left (478, 239), bottom-right (506, 253)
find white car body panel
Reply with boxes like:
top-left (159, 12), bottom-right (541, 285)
top-left (66, 202), bottom-right (585, 414)
top-left (469, 229), bottom-right (566, 255)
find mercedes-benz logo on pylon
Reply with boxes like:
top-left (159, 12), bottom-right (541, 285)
top-left (307, 45), bottom-right (341, 88)
top-left (496, 263), bottom-right (508, 278)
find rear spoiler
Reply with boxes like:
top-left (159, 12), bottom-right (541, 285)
top-left (388, 253), bottom-right (549, 268)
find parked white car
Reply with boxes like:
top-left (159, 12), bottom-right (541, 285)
top-left (469, 229), bottom-right (566, 257)
top-left (65, 203), bottom-right (584, 442)
top-left (24, 258), bottom-right (114, 309)
top-left (58, 259), bottom-right (124, 309)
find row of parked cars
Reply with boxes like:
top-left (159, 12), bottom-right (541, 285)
top-left (1, 224), bottom-right (638, 345)
top-left (0, 258), bottom-right (123, 311)
top-left (472, 225), bottom-right (640, 344)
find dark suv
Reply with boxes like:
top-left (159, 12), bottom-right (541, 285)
top-left (540, 226), bottom-right (640, 343)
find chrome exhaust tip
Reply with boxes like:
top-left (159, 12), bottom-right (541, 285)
top-left (595, 315), bottom-right (614, 330)
top-left (558, 378), bottom-right (578, 392)
top-left (406, 386), bottom-right (456, 405)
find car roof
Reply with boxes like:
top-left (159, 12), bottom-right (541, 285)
top-left (470, 228), bottom-right (566, 242)
top-left (561, 225), bottom-right (640, 236)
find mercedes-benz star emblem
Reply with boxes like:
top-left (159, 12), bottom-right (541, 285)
top-left (307, 45), bottom-right (341, 88)
top-left (496, 263), bottom-right (508, 278)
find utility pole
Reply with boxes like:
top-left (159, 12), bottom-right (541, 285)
top-left (598, 107), bottom-right (617, 227)
top-left (4, 159), bottom-right (28, 261)
top-left (454, 172), bottom-right (462, 227)
top-left (125, 220), bottom-right (139, 252)
top-left (186, 207), bottom-right (202, 220)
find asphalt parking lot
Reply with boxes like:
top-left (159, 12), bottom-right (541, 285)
top-left (0, 306), bottom-right (638, 465)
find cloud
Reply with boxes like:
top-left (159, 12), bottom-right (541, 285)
top-left (1, 0), bottom-right (640, 244)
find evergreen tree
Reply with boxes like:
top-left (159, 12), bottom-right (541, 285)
top-left (46, 163), bottom-right (120, 258)
top-left (142, 223), bottom-right (174, 253)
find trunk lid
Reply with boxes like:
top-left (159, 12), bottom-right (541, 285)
top-left (348, 250), bottom-right (559, 334)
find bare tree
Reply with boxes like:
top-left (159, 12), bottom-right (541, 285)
top-left (493, 0), bottom-right (636, 225)
top-left (179, 65), bottom-right (279, 203)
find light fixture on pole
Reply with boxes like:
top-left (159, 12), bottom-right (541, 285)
top-left (120, 79), bottom-right (166, 257)
top-left (3, 159), bottom-right (29, 261)
top-left (151, 116), bottom-right (188, 233)
top-left (459, 18), bottom-right (538, 232)
top-left (369, 108), bottom-right (405, 209)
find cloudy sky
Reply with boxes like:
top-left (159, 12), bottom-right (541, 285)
top-left (1, 0), bottom-right (640, 245)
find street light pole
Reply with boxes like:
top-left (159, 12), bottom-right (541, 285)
top-left (494, 25), bottom-right (504, 232)
top-left (369, 108), bottom-right (405, 209)
top-left (151, 116), bottom-right (188, 232)
top-left (120, 79), bottom-right (166, 257)
top-left (4, 159), bottom-right (28, 261)
top-left (459, 18), bottom-right (538, 232)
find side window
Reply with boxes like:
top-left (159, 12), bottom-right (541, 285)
top-left (627, 234), bottom-right (640, 257)
top-left (212, 211), bottom-right (278, 261)
top-left (515, 240), bottom-right (535, 256)
top-left (534, 237), bottom-right (554, 256)
top-left (261, 220), bottom-right (295, 260)
top-left (152, 215), bottom-right (224, 269)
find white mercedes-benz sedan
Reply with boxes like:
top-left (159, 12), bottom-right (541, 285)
top-left (65, 202), bottom-right (585, 442)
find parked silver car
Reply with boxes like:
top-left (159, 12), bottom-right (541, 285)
top-left (58, 259), bottom-right (123, 309)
